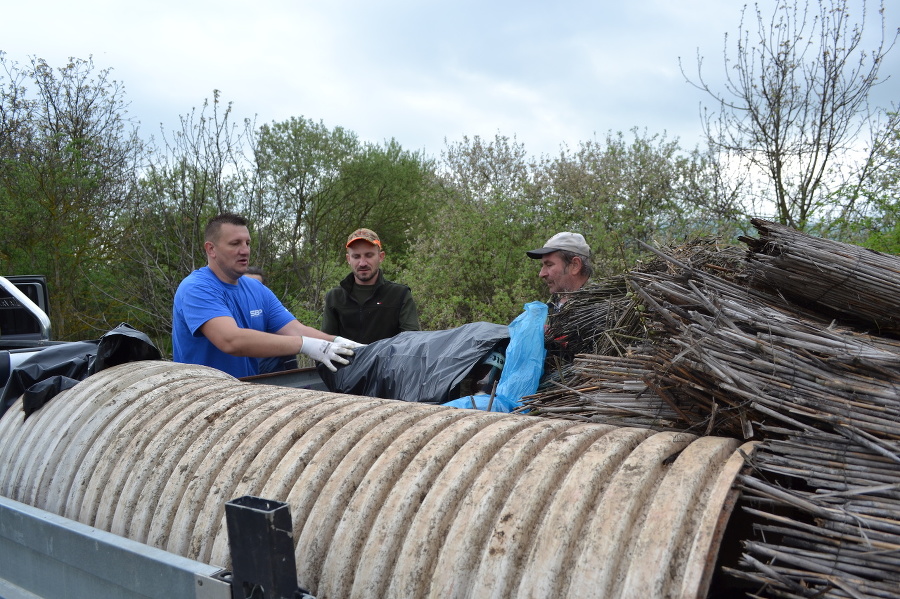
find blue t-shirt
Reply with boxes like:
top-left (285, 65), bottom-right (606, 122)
top-left (172, 267), bottom-right (296, 378)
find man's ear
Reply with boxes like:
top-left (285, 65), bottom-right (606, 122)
top-left (569, 256), bottom-right (583, 275)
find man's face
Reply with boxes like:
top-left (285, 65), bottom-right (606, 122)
top-left (347, 240), bottom-right (385, 285)
top-left (206, 224), bottom-right (251, 283)
top-left (539, 251), bottom-right (581, 294)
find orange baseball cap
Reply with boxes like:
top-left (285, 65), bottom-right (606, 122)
top-left (346, 228), bottom-right (381, 248)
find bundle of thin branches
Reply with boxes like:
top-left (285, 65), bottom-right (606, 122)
top-left (531, 239), bottom-right (786, 431)
top-left (542, 239), bottom-right (746, 361)
top-left (627, 246), bottom-right (900, 597)
top-left (544, 276), bottom-right (644, 359)
top-left (629, 267), bottom-right (900, 444)
top-left (635, 235), bottom-right (748, 281)
top-left (725, 426), bottom-right (900, 598)
top-left (742, 219), bottom-right (900, 336)
top-left (535, 239), bottom-right (747, 407)
top-left (532, 236), bottom-right (900, 444)
top-left (523, 231), bottom-right (900, 596)
top-left (515, 353), bottom-right (685, 428)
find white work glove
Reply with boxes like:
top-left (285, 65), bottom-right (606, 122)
top-left (333, 336), bottom-right (367, 350)
top-left (298, 336), bottom-right (354, 372)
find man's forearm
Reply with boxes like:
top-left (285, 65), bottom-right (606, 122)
top-left (278, 319), bottom-right (335, 342)
top-left (209, 325), bottom-right (303, 358)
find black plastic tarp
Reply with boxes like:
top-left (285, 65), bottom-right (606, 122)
top-left (318, 321), bottom-right (509, 404)
top-left (0, 323), bottom-right (162, 418)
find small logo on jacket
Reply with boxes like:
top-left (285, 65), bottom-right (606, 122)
top-left (250, 309), bottom-right (263, 317)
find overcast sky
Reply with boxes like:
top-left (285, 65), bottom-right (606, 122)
top-left (3, 0), bottom-right (899, 158)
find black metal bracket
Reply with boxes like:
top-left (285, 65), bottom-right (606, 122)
top-left (224, 495), bottom-right (314, 599)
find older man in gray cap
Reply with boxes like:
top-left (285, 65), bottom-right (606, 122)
top-left (526, 232), bottom-right (593, 311)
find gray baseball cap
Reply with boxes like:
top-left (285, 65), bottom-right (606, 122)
top-left (526, 232), bottom-right (590, 259)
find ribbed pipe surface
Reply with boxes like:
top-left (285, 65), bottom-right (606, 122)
top-left (0, 361), bottom-right (753, 598)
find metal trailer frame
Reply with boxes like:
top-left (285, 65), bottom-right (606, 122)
top-left (0, 495), bottom-right (231, 599)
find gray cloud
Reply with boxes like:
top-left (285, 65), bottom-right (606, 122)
top-left (2, 0), bottom-right (897, 158)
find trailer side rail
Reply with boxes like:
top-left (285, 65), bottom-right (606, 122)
top-left (0, 495), bottom-right (230, 599)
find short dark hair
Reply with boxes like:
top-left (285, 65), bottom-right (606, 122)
top-left (246, 266), bottom-right (266, 285)
top-left (559, 250), bottom-right (594, 279)
top-left (205, 213), bottom-right (248, 243)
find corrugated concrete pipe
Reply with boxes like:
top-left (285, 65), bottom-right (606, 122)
top-left (0, 361), bottom-right (755, 598)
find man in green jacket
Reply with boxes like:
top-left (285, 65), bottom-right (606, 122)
top-left (321, 228), bottom-right (420, 344)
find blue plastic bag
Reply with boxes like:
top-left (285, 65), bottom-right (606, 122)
top-left (444, 301), bottom-right (548, 412)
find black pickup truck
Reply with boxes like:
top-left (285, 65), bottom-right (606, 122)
top-left (0, 275), bottom-right (67, 388)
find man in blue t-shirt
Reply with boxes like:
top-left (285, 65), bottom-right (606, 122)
top-left (172, 213), bottom-right (363, 378)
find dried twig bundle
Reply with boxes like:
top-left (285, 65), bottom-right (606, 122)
top-left (524, 222), bottom-right (900, 597)
top-left (742, 218), bottom-right (900, 336)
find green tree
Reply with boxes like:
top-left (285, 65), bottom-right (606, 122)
top-left (252, 117), bottom-right (434, 324)
top-left (683, 0), bottom-right (898, 230)
top-left (0, 54), bottom-right (144, 339)
top-left (400, 135), bottom-right (546, 329)
top-left (332, 139), bottom-right (437, 266)
top-left (253, 117), bottom-right (366, 322)
top-left (836, 109), bottom-right (900, 251)
top-left (403, 131), bottom-right (728, 330)
top-left (117, 92), bottom-right (254, 349)
top-left (533, 130), bottom-right (739, 276)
